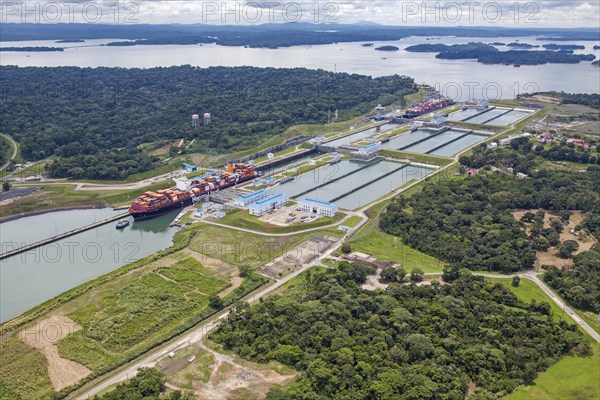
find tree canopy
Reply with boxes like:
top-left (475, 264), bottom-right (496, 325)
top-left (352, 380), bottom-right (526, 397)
top-left (0, 65), bottom-right (416, 179)
top-left (210, 263), bottom-right (586, 400)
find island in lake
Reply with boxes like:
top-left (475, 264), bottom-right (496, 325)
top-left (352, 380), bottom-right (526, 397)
top-left (507, 42), bottom-right (540, 48)
top-left (543, 44), bottom-right (585, 50)
top-left (55, 39), bottom-right (85, 43)
top-left (362, 43), bottom-right (374, 47)
top-left (0, 46), bottom-right (64, 52)
top-left (405, 42), bottom-right (596, 66)
top-left (375, 45), bottom-right (399, 51)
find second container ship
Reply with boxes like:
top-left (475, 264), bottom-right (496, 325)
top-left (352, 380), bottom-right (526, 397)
top-left (129, 163), bottom-right (258, 220)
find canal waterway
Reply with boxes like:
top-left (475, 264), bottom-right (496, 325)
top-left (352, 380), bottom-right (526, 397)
top-left (0, 209), bottom-right (179, 323)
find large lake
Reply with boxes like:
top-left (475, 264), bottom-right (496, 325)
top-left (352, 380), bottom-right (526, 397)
top-left (2, 36), bottom-right (599, 101)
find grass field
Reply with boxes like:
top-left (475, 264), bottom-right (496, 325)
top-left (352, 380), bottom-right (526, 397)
top-left (254, 145), bottom-right (299, 163)
top-left (380, 149), bottom-right (454, 167)
top-left (3, 178), bottom-right (177, 216)
top-left (0, 335), bottom-right (53, 399)
top-left (189, 224), bottom-right (333, 268)
top-left (343, 216), bottom-right (363, 228)
top-left (1, 184), bottom-right (108, 216)
top-left (348, 229), bottom-right (444, 273)
top-left (218, 209), bottom-right (346, 234)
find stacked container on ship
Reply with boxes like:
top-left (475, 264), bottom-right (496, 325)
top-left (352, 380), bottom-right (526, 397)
top-left (129, 164), bottom-right (258, 220)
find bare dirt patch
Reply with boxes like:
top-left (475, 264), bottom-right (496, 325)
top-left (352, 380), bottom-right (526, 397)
top-left (362, 268), bottom-right (389, 291)
top-left (259, 236), bottom-right (337, 278)
top-left (165, 340), bottom-right (295, 400)
top-left (512, 210), bottom-right (597, 269)
top-left (18, 315), bottom-right (91, 391)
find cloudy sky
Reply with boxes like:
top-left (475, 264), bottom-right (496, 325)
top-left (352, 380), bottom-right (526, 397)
top-left (3, 1), bottom-right (599, 27)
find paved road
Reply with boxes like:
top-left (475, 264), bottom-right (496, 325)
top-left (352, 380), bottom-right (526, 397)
top-left (202, 211), bottom-right (363, 237)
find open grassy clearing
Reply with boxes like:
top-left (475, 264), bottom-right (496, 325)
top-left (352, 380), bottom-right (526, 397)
top-left (381, 149), bottom-right (454, 167)
top-left (188, 223), bottom-right (338, 269)
top-left (1, 184), bottom-right (107, 215)
top-left (0, 335), bottom-right (54, 399)
top-left (282, 115), bottom-right (367, 138)
top-left (217, 208), bottom-right (346, 234)
top-left (3, 178), bottom-right (177, 216)
top-left (342, 216), bottom-right (362, 228)
top-left (348, 229), bottom-right (444, 273)
top-left (253, 145), bottom-right (299, 163)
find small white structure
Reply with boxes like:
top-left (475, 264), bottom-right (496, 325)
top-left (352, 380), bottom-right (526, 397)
top-left (250, 193), bottom-right (290, 216)
top-left (192, 114), bottom-right (200, 128)
top-left (487, 142), bottom-right (498, 149)
top-left (358, 143), bottom-right (381, 157)
top-left (204, 113), bottom-right (211, 125)
top-left (298, 198), bottom-right (339, 217)
top-left (234, 189), bottom-right (271, 208)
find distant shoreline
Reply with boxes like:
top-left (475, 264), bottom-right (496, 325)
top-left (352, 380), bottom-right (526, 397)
top-left (0, 205), bottom-right (109, 224)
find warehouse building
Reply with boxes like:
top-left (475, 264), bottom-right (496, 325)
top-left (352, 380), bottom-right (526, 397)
top-left (234, 189), bottom-right (271, 207)
top-left (182, 163), bottom-right (198, 172)
top-left (298, 198), bottom-right (339, 217)
top-left (250, 193), bottom-right (290, 216)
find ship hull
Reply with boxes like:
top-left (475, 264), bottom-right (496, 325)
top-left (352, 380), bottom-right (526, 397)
top-left (130, 198), bottom-right (193, 220)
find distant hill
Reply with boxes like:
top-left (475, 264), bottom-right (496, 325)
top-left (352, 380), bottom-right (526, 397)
top-left (1, 23), bottom-right (599, 47)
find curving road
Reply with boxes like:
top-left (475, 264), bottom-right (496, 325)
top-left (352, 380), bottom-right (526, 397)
top-left (0, 134), bottom-right (18, 172)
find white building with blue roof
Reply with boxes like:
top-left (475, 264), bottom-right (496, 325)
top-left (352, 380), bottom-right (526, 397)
top-left (250, 193), bottom-right (290, 216)
top-left (298, 198), bottom-right (339, 217)
top-left (234, 189), bottom-right (271, 208)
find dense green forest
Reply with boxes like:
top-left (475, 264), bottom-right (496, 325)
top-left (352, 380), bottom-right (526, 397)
top-left (405, 43), bottom-right (596, 65)
top-left (211, 264), bottom-right (587, 399)
top-left (0, 66), bottom-right (415, 179)
top-left (380, 145), bottom-right (599, 273)
top-left (543, 245), bottom-right (600, 313)
top-left (0, 135), bottom-right (10, 166)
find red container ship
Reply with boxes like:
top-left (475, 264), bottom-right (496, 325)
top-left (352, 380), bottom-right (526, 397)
top-left (404, 98), bottom-right (453, 118)
top-left (129, 163), bottom-right (258, 220)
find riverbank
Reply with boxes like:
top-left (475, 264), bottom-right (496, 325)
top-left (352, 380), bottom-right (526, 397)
top-left (0, 204), bottom-right (108, 224)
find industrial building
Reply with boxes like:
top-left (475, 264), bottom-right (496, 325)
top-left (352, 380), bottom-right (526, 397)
top-left (250, 193), bottom-right (290, 216)
top-left (356, 143), bottom-right (381, 160)
top-left (298, 198), bottom-right (339, 217)
top-left (182, 163), bottom-right (198, 172)
top-left (234, 189), bottom-right (271, 207)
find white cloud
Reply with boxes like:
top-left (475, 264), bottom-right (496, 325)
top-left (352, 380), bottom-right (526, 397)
top-left (1, 0), bottom-right (598, 27)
